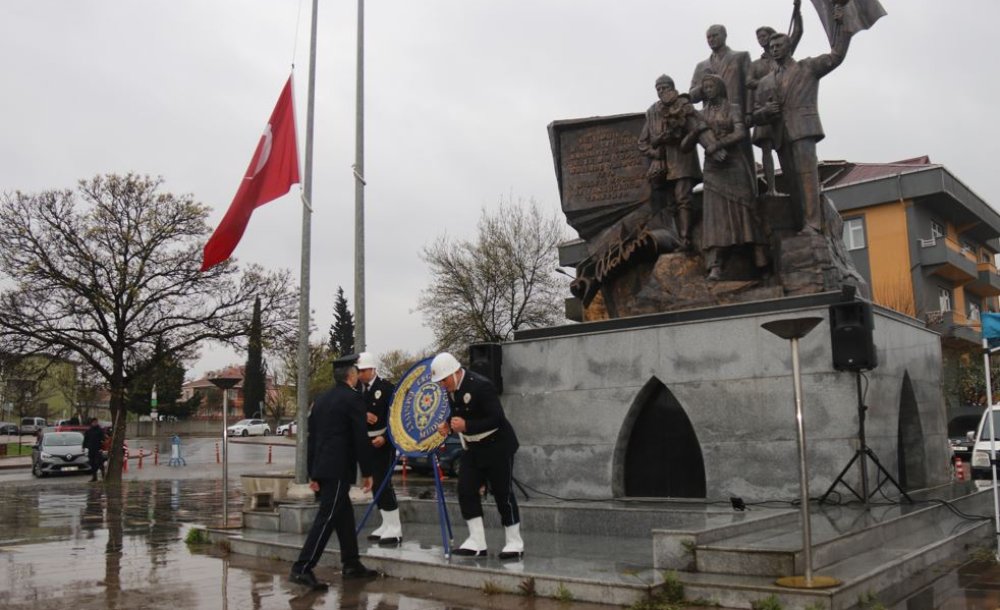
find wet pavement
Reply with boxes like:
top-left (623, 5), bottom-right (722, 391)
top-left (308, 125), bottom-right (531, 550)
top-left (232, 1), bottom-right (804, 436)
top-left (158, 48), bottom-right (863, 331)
top-left (4, 443), bottom-right (1000, 608)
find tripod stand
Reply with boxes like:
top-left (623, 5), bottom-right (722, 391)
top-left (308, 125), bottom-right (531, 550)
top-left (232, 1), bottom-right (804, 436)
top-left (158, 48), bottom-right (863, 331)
top-left (820, 371), bottom-right (913, 505)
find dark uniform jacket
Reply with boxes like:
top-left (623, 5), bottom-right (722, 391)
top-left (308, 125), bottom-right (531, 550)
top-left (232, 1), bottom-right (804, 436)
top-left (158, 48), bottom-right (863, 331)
top-left (362, 375), bottom-right (396, 443)
top-left (307, 384), bottom-right (374, 481)
top-left (83, 425), bottom-right (105, 454)
top-left (450, 370), bottom-right (518, 453)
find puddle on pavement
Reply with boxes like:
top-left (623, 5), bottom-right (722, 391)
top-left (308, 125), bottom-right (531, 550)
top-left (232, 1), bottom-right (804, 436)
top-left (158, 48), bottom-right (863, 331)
top-left (3, 479), bottom-right (1000, 609)
top-left (0, 479), bottom-right (613, 609)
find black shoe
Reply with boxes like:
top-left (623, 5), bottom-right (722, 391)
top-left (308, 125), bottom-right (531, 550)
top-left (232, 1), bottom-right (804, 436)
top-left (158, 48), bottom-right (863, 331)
top-left (451, 547), bottom-right (488, 557)
top-left (377, 536), bottom-right (402, 546)
top-left (289, 570), bottom-right (329, 590)
top-left (341, 562), bottom-right (378, 579)
top-left (366, 533), bottom-right (381, 541)
top-left (498, 550), bottom-right (524, 560)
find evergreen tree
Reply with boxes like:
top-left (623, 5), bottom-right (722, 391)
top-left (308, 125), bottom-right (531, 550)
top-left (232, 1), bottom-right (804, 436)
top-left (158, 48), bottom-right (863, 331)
top-left (243, 296), bottom-right (266, 418)
top-left (125, 338), bottom-right (186, 417)
top-left (329, 286), bottom-right (355, 356)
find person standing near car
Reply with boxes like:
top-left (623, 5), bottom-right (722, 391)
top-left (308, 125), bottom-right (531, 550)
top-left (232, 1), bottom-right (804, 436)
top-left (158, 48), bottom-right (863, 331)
top-left (356, 351), bottom-right (403, 545)
top-left (289, 354), bottom-right (378, 590)
top-left (433, 352), bottom-right (524, 560)
top-left (83, 418), bottom-right (106, 482)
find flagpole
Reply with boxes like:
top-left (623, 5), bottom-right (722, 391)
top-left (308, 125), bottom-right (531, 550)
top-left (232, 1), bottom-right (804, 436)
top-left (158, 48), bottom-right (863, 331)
top-left (295, 0), bottom-right (319, 485)
top-left (353, 0), bottom-right (366, 352)
top-left (982, 336), bottom-right (1000, 560)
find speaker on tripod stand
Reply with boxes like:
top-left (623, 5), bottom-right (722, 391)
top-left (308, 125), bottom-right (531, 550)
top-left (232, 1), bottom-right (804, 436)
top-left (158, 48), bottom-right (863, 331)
top-left (821, 299), bottom-right (912, 505)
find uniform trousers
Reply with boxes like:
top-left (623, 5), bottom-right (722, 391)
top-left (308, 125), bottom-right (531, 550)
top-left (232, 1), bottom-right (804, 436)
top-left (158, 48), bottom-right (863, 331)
top-left (371, 444), bottom-right (398, 511)
top-left (292, 478), bottom-right (358, 573)
top-left (457, 440), bottom-right (519, 526)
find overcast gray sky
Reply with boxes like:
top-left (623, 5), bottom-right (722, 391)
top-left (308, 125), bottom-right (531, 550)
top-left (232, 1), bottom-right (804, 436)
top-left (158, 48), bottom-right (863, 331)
top-left (2, 1), bottom-right (997, 379)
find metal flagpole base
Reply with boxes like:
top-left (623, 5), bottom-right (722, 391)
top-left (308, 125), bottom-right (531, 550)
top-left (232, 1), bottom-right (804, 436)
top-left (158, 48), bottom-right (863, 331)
top-left (775, 575), bottom-right (841, 589)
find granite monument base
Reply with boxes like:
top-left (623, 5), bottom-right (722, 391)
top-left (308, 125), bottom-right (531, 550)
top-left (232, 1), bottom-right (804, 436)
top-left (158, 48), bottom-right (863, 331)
top-left (506, 292), bottom-right (949, 502)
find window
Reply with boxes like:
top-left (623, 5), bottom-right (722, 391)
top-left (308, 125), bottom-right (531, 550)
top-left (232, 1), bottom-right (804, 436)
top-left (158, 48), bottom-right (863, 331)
top-left (983, 250), bottom-right (995, 264)
top-left (938, 288), bottom-right (952, 312)
top-left (969, 302), bottom-right (981, 321)
top-left (842, 217), bottom-right (866, 251)
top-left (930, 221), bottom-right (944, 240)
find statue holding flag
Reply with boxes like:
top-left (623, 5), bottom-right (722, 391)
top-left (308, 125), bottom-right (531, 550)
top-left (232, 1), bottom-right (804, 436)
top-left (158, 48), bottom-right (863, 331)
top-left (751, 0), bottom-right (885, 235)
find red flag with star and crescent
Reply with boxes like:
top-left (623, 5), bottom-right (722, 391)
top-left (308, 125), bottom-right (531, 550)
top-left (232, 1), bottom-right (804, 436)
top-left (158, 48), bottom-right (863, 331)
top-left (201, 76), bottom-right (300, 271)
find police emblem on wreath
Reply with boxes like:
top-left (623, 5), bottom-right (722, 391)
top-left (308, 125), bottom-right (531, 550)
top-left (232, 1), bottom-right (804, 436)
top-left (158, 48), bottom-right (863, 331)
top-left (388, 357), bottom-right (451, 455)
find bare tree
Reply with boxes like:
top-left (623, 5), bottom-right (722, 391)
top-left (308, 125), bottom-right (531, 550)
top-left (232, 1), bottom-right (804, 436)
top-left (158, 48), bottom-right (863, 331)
top-left (0, 174), bottom-right (297, 482)
top-left (378, 348), bottom-right (423, 382)
top-left (418, 196), bottom-right (569, 353)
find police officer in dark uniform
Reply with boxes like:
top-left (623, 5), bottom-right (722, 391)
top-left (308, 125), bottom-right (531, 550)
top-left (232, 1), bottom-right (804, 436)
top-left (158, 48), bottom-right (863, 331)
top-left (432, 351), bottom-right (523, 560)
top-left (356, 351), bottom-right (402, 545)
top-left (83, 417), bottom-right (106, 482)
top-left (289, 354), bottom-right (378, 589)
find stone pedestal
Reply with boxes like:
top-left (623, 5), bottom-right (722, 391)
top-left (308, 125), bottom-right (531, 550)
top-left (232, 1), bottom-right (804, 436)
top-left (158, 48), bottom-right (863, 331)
top-left (509, 294), bottom-right (949, 502)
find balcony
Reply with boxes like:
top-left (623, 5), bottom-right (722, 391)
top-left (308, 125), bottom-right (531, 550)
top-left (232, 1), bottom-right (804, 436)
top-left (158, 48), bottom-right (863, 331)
top-left (967, 261), bottom-right (1000, 297)
top-left (916, 237), bottom-right (978, 284)
top-left (924, 309), bottom-right (981, 345)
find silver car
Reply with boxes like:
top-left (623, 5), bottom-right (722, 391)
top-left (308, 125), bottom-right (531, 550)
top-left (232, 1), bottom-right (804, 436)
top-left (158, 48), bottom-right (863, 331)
top-left (31, 431), bottom-right (90, 477)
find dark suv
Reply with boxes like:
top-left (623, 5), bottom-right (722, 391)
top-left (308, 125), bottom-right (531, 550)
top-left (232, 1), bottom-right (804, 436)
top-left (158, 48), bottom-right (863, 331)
top-left (408, 434), bottom-right (464, 476)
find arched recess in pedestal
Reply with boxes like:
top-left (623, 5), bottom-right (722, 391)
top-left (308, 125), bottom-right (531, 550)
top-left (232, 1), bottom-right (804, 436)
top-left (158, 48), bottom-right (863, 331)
top-left (612, 377), bottom-right (706, 498)
top-left (896, 371), bottom-right (926, 491)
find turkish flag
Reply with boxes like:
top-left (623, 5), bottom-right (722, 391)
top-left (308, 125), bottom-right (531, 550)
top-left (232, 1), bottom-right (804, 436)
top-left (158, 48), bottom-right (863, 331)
top-left (201, 76), bottom-right (300, 271)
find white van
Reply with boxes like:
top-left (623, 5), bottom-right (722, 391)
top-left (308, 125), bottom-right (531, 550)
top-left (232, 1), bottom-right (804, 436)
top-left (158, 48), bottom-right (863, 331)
top-left (20, 416), bottom-right (47, 436)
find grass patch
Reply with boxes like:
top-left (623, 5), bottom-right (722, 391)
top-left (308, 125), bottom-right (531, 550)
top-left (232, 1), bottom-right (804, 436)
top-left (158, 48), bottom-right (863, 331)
top-left (481, 580), bottom-right (504, 595)
top-left (184, 528), bottom-right (209, 545)
top-left (750, 595), bottom-right (783, 610)
top-left (631, 571), bottom-right (688, 610)
top-left (555, 583), bottom-right (574, 603)
top-left (2, 443), bottom-right (34, 457)
top-left (970, 546), bottom-right (998, 565)
top-left (518, 577), bottom-right (536, 597)
top-left (857, 592), bottom-right (886, 610)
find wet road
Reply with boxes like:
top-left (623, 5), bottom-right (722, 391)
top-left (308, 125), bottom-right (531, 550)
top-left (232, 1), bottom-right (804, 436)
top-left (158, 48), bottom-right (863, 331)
top-left (0, 478), bottom-right (617, 610)
top-left (4, 443), bottom-right (1000, 609)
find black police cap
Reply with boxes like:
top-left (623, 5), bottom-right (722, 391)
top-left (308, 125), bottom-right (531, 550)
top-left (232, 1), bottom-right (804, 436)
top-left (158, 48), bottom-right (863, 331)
top-left (332, 353), bottom-right (359, 369)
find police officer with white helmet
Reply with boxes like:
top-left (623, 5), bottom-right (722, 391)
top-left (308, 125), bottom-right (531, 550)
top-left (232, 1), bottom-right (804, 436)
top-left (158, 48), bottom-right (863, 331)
top-left (432, 351), bottom-right (523, 560)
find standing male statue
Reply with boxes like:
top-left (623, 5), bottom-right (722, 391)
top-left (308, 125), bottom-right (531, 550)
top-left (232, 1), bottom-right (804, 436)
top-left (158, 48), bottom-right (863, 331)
top-left (751, 5), bottom-right (850, 234)
top-left (637, 74), bottom-right (708, 251)
top-left (746, 0), bottom-right (803, 196)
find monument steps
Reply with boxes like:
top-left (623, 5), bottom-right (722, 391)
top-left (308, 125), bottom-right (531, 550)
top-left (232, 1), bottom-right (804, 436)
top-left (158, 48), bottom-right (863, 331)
top-left (692, 484), bottom-right (988, 577)
top-left (222, 483), bottom-right (994, 608)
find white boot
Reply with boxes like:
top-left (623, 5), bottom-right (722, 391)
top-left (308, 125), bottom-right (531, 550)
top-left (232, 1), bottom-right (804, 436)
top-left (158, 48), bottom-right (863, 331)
top-left (498, 522), bottom-right (524, 560)
top-left (377, 508), bottom-right (403, 545)
top-left (366, 510), bottom-right (388, 541)
top-left (453, 517), bottom-right (487, 557)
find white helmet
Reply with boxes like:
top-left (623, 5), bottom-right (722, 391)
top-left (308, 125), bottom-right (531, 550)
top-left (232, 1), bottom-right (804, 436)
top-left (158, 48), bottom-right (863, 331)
top-left (356, 351), bottom-right (378, 370)
top-left (430, 352), bottom-right (461, 382)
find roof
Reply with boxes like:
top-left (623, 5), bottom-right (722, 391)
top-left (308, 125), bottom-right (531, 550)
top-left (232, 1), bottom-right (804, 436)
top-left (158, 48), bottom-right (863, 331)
top-left (820, 156), bottom-right (937, 188)
top-left (821, 156), bottom-right (1000, 246)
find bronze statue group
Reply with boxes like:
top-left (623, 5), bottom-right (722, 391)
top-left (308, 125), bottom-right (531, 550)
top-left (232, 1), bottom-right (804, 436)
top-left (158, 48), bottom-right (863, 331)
top-left (639, 0), bottom-right (852, 280)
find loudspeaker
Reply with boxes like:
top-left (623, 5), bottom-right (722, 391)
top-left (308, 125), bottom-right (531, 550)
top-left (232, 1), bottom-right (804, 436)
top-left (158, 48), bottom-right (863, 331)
top-left (468, 342), bottom-right (503, 394)
top-left (829, 301), bottom-right (878, 371)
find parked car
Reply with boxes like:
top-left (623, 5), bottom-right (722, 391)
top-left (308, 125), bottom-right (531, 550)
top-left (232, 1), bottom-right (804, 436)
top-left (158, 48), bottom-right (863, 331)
top-left (0, 422), bottom-right (18, 435)
top-left (950, 432), bottom-right (975, 462)
top-left (31, 431), bottom-right (89, 477)
top-left (971, 406), bottom-right (1000, 484)
top-left (20, 417), bottom-right (47, 436)
top-left (226, 419), bottom-right (271, 437)
top-left (408, 434), bottom-right (464, 476)
top-left (276, 421), bottom-right (298, 436)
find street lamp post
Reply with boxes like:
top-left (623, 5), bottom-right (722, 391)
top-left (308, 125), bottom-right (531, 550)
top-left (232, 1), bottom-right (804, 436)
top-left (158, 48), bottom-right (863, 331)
top-left (209, 375), bottom-right (241, 528)
top-left (762, 316), bottom-right (840, 590)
